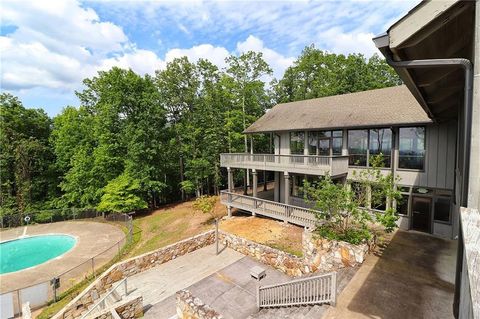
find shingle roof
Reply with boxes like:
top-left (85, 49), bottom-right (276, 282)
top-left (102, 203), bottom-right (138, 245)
top-left (244, 85), bottom-right (432, 133)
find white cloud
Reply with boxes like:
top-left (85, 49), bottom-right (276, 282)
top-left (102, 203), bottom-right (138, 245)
top-left (100, 49), bottom-right (166, 76)
top-left (236, 35), bottom-right (295, 79)
top-left (165, 44), bottom-right (230, 69)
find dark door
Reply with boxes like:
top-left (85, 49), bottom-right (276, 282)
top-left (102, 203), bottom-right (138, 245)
top-left (411, 196), bottom-right (432, 233)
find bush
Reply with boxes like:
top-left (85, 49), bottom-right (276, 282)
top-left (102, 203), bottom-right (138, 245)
top-left (97, 173), bottom-right (147, 214)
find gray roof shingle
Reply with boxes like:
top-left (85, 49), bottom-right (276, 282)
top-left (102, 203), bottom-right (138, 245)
top-left (245, 85), bottom-right (432, 133)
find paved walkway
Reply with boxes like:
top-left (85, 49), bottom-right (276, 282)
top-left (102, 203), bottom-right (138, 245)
top-left (0, 221), bottom-right (124, 293)
top-left (323, 230), bottom-right (457, 319)
top-left (128, 244), bottom-right (244, 317)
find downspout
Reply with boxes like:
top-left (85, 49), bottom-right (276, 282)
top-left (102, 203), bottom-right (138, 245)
top-left (384, 55), bottom-right (473, 319)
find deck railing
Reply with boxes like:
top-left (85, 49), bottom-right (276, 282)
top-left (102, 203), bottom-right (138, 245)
top-left (220, 191), bottom-right (317, 227)
top-left (220, 153), bottom-right (348, 176)
top-left (257, 272), bottom-right (337, 308)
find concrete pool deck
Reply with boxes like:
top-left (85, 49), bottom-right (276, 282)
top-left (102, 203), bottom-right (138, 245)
top-left (0, 221), bottom-right (125, 293)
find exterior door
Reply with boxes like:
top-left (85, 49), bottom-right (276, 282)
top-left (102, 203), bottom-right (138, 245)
top-left (411, 196), bottom-right (432, 233)
top-left (318, 138), bottom-right (331, 156)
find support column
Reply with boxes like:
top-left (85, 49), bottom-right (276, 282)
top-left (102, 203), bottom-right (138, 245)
top-left (263, 170), bottom-right (268, 191)
top-left (252, 169), bottom-right (257, 217)
top-left (227, 167), bottom-right (233, 218)
top-left (284, 172), bottom-right (290, 205)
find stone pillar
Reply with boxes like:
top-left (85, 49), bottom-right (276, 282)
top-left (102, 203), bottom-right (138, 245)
top-left (284, 172), bottom-right (290, 205)
top-left (227, 167), bottom-right (233, 218)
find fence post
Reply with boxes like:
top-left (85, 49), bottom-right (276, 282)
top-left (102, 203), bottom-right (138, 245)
top-left (91, 258), bottom-right (96, 278)
top-left (331, 272), bottom-right (337, 306)
top-left (17, 289), bottom-right (21, 316)
top-left (256, 284), bottom-right (260, 310)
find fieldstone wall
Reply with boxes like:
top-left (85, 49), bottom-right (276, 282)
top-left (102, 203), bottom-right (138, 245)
top-left (54, 231), bottom-right (216, 319)
top-left (91, 296), bottom-right (143, 319)
top-left (218, 230), bottom-right (369, 277)
top-left (176, 290), bottom-right (223, 319)
top-left (302, 230), bottom-right (369, 271)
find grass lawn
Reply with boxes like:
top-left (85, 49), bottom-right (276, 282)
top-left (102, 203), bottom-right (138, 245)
top-left (128, 196), bottom-right (226, 257)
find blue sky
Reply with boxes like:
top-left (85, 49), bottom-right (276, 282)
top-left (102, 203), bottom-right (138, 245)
top-left (1, 0), bottom-right (418, 116)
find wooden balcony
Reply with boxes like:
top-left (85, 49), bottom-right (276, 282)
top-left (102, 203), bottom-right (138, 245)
top-left (220, 153), bottom-right (348, 176)
top-left (220, 190), bottom-right (318, 228)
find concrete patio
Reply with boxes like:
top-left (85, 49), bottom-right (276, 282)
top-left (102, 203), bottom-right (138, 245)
top-left (323, 230), bottom-right (457, 319)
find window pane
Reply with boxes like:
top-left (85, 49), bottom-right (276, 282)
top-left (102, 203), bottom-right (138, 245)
top-left (351, 182), bottom-right (367, 207)
top-left (372, 186), bottom-right (387, 211)
top-left (308, 131), bottom-right (319, 155)
top-left (290, 131), bottom-right (305, 155)
top-left (369, 128), bottom-right (392, 167)
top-left (434, 197), bottom-right (451, 222)
top-left (399, 127), bottom-right (425, 170)
top-left (319, 138), bottom-right (330, 155)
top-left (348, 130), bottom-right (368, 166)
top-left (398, 194), bottom-right (409, 215)
top-left (332, 137), bottom-right (343, 155)
top-left (332, 130), bottom-right (343, 138)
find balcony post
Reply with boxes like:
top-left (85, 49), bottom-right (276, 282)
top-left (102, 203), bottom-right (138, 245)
top-left (227, 167), bottom-right (233, 218)
top-left (284, 172), bottom-right (290, 205)
top-left (252, 169), bottom-right (258, 216)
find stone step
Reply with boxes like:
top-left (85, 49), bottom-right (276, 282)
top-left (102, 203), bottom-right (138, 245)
top-left (248, 305), bottom-right (319, 319)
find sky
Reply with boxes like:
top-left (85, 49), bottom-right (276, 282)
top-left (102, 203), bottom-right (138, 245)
top-left (0, 0), bottom-right (419, 116)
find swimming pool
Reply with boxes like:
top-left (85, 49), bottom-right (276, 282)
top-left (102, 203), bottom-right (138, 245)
top-left (0, 234), bottom-right (76, 274)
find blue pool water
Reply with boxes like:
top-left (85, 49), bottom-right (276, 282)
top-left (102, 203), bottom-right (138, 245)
top-left (0, 235), bottom-right (76, 274)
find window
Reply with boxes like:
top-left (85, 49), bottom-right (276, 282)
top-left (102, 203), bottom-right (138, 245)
top-left (397, 194), bottom-right (409, 216)
top-left (351, 182), bottom-right (367, 207)
top-left (307, 130), bottom-right (343, 156)
top-left (371, 185), bottom-right (387, 211)
top-left (434, 197), bottom-right (451, 223)
top-left (348, 130), bottom-right (368, 166)
top-left (399, 127), bottom-right (425, 170)
top-left (290, 131), bottom-right (305, 155)
top-left (291, 174), bottom-right (305, 198)
top-left (369, 128), bottom-right (392, 167)
top-left (332, 131), bottom-right (343, 155)
top-left (308, 131), bottom-right (319, 155)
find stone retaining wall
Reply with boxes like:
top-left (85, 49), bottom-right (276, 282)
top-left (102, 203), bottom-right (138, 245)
top-left (91, 296), bottom-right (143, 319)
top-left (176, 290), bottom-right (223, 319)
top-left (54, 231), bottom-right (216, 319)
top-left (218, 230), bottom-right (369, 277)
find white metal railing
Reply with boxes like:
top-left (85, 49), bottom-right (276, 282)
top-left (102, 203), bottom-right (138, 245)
top-left (220, 191), bottom-right (318, 227)
top-left (81, 278), bottom-right (127, 319)
top-left (257, 272), bottom-right (337, 308)
top-left (220, 153), bottom-right (349, 176)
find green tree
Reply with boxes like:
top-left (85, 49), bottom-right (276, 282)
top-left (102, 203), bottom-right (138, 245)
top-left (97, 173), bottom-right (147, 213)
top-left (0, 93), bottom-right (57, 214)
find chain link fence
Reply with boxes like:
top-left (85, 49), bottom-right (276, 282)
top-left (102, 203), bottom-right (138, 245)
top-left (0, 212), bottom-right (140, 318)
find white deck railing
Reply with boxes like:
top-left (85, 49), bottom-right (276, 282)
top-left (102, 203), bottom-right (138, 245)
top-left (220, 153), bottom-right (349, 176)
top-left (257, 272), bottom-right (337, 308)
top-left (220, 191), bottom-right (317, 227)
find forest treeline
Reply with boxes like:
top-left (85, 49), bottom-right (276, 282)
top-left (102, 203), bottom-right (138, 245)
top-left (0, 46), bottom-right (401, 214)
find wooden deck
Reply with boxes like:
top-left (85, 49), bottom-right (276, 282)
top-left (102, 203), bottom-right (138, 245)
top-left (220, 191), bottom-right (317, 228)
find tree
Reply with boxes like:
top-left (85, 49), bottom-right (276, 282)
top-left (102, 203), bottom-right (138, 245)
top-left (273, 45), bottom-right (402, 103)
top-left (193, 195), bottom-right (222, 254)
top-left (97, 173), bottom-right (147, 214)
top-left (302, 155), bottom-right (402, 244)
top-left (0, 93), bottom-right (57, 214)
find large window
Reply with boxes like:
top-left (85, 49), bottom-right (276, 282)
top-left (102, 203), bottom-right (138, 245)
top-left (369, 128), bottom-right (392, 167)
top-left (348, 128), bottom-right (393, 167)
top-left (290, 131), bottom-right (305, 155)
top-left (399, 127), bottom-right (425, 170)
top-left (308, 131), bottom-right (343, 156)
top-left (348, 130), bottom-right (368, 166)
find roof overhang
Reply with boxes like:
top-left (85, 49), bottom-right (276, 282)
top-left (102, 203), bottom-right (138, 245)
top-left (374, 0), bottom-right (476, 122)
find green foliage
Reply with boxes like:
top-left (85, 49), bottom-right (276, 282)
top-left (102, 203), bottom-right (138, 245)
top-left (193, 195), bottom-right (219, 220)
top-left (352, 154), bottom-right (402, 233)
top-left (97, 173), bottom-right (147, 213)
top-left (273, 45), bottom-right (402, 103)
top-left (302, 174), bottom-right (372, 244)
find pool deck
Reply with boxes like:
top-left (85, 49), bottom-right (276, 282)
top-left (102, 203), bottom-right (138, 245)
top-left (0, 221), bottom-right (125, 293)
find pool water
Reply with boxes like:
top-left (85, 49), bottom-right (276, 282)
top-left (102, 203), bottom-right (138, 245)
top-left (0, 235), bottom-right (76, 274)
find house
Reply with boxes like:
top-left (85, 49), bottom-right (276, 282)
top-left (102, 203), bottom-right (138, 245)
top-left (220, 85), bottom-right (457, 238)
top-left (221, 1), bottom-right (479, 317)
